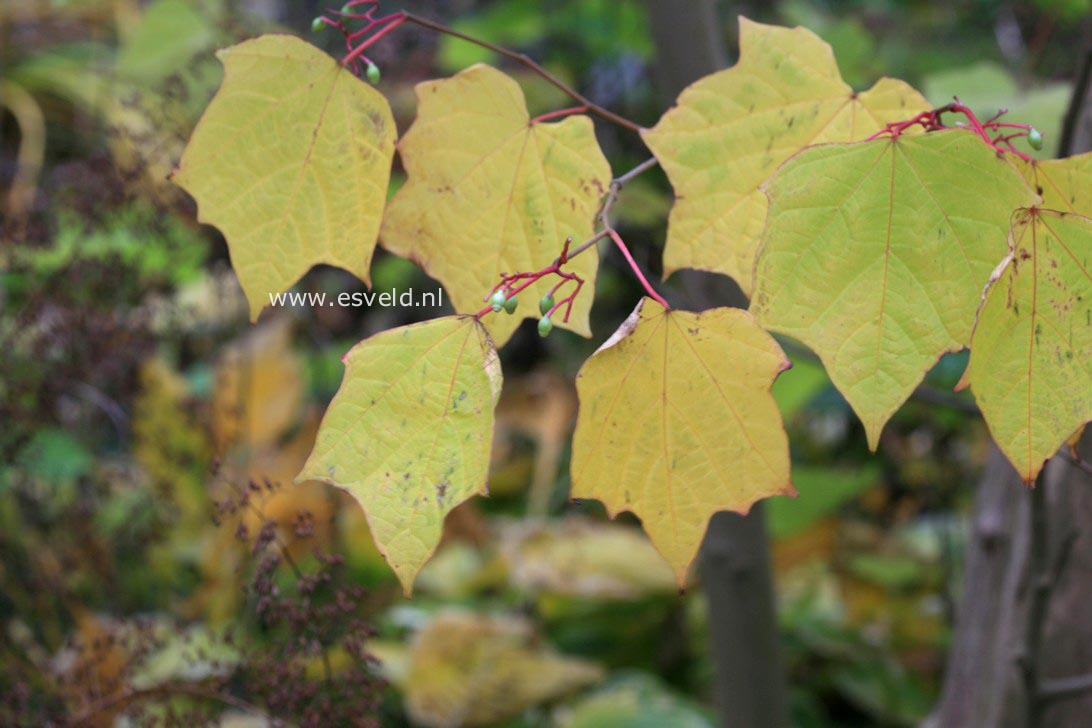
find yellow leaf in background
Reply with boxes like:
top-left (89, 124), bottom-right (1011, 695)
top-left (403, 611), bottom-right (603, 727)
top-left (498, 517), bottom-right (677, 599)
top-left (958, 209), bottom-right (1092, 482)
top-left (172, 34), bottom-right (396, 320)
top-left (381, 64), bottom-right (612, 347)
top-left (211, 318), bottom-right (304, 451)
top-left (298, 316), bottom-right (501, 594)
top-left (571, 299), bottom-right (794, 584)
top-left (641, 17), bottom-right (929, 295)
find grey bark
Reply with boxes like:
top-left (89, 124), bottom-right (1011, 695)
top-left (927, 446), bottom-right (1030, 727)
top-left (642, 2), bottom-right (789, 726)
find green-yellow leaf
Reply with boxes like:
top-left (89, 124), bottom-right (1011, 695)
top-left (297, 316), bottom-right (501, 594)
top-left (172, 35), bottom-right (396, 320)
top-left (751, 131), bottom-right (1037, 448)
top-left (1020, 152), bottom-right (1092, 214)
top-left (380, 64), bottom-right (612, 347)
top-left (570, 298), bottom-right (794, 584)
top-left (958, 209), bottom-right (1092, 481)
top-left (641, 17), bottom-right (929, 295)
top-left (403, 611), bottom-right (603, 727)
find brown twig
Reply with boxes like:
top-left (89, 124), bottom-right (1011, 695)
top-left (401, 13), bottom-right (643, 134)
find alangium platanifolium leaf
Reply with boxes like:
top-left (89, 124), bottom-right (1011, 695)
top-left (959, 209), bottom-right (1092, 482)
top-left (172, 35), bottom-right (396, 320)
top-left (641, 17), bottom-right (929, 295)
top-left (570, 298), bottom-right (794, 584)
top-left (381, 64), bottom-right (612, 347)
top-left (173, 11), bottom-right (1092, 591)
top-left (298, 316), bottom-right (501, 594)
top-left (750, 130), bottom-right (1038, 449)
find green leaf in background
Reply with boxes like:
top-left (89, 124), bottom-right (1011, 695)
top-left (16, 429), bottom-right (93, 484)
top-left (767, 465), bottom-right (880, 540)
top-left (117, 0), bottom-right (216, 83)
top-left (772, 356), bottom-right (831, 420)
top-left (923, 62), bottom-right (1071, 159)
top-left (557, 673), bottom-right (715, 728)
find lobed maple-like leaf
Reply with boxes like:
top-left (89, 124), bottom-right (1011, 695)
top-left (380, 64), bottom-right (612, 347)
top-left (958, 209), bottom-right (1092, 482)
top-left (751, 131), bottom-right (1038, 448)
top-left (172, 35), bottom-right (396, 320)
top-left (570, 298), bottom-right (794, 584)
top-left (641, 17), bottom-right (929, 295)
top-left (298, 316), bottom-right (502, 594)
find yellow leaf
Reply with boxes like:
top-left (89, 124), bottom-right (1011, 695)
top-left (641, 17), bottom-right (929, 295)
top-left (959, 209), bottom-right (1092, 482)
top-left (298, 316), bottom-right (501, 593)
top-left (380, 64), bottom-right (612, 347)
top-left (211, 318), bottom-right (305, 450)
top-left (403, 611), bottom-right (603, 727)
top-left (172, 35), bottom-right (396, 320)
top-left (570, 298), bottom-right (794, 584)
top-left (1020, 152), bottom-right (1092, 213)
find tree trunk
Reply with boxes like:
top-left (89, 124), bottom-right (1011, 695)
top-left (642, 2), bottom-right (789, 726)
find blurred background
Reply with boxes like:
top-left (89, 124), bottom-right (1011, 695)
top-left (2, 0), bottom-right (1091, 725)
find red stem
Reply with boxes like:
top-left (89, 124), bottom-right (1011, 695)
top-left (866, 101), bottom-right (1036, 161)
top-left (342, 13), bottom-right (406, 68)
top-left (529, 105), bottom-right (590, 125)
top-left (607, 229), bottom-right (670, 309)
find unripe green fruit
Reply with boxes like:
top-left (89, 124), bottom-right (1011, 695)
top-left (539, 294), bottom-right (555, 316)
top-left (341, 3), bottom-right (354, 13)
top-left (538, 316), bottom-right (553, 337)
top-left (490, 291), bottom-right (506, 312)
top-left (503, 295), bottom-right (518, 314)
top-left (1027, 127), bottom-right (1043, 151)
top-left (311, 16), bottom-right (326, 32)
top-left (366, 62), bottom-right (381, 85)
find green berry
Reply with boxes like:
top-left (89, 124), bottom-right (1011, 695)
top-left (341, 3), bottom-right (354, 13)
top-left (538, 316), bottom-right (553, 337)
top-left (539, 294), bottom-right (555, 316)
top-left (1027, 127), bottom-right (1043, 151)
top-left (490, 291), bottom-right (506, 313)
top-left (366, 62), bottom-right (381, 85)
top-left (311, 16), bottom-right (326, 32)
top-left (503, 295), bottom-right (518, 314)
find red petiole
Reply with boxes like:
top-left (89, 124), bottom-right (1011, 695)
top-left (867, 100), bottom-right (1037, 161)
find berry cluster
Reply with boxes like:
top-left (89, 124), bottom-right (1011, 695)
top-left (476, 236), bottom-right (586, 337)
top-left (311, 0), bottom-right (407, 82)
